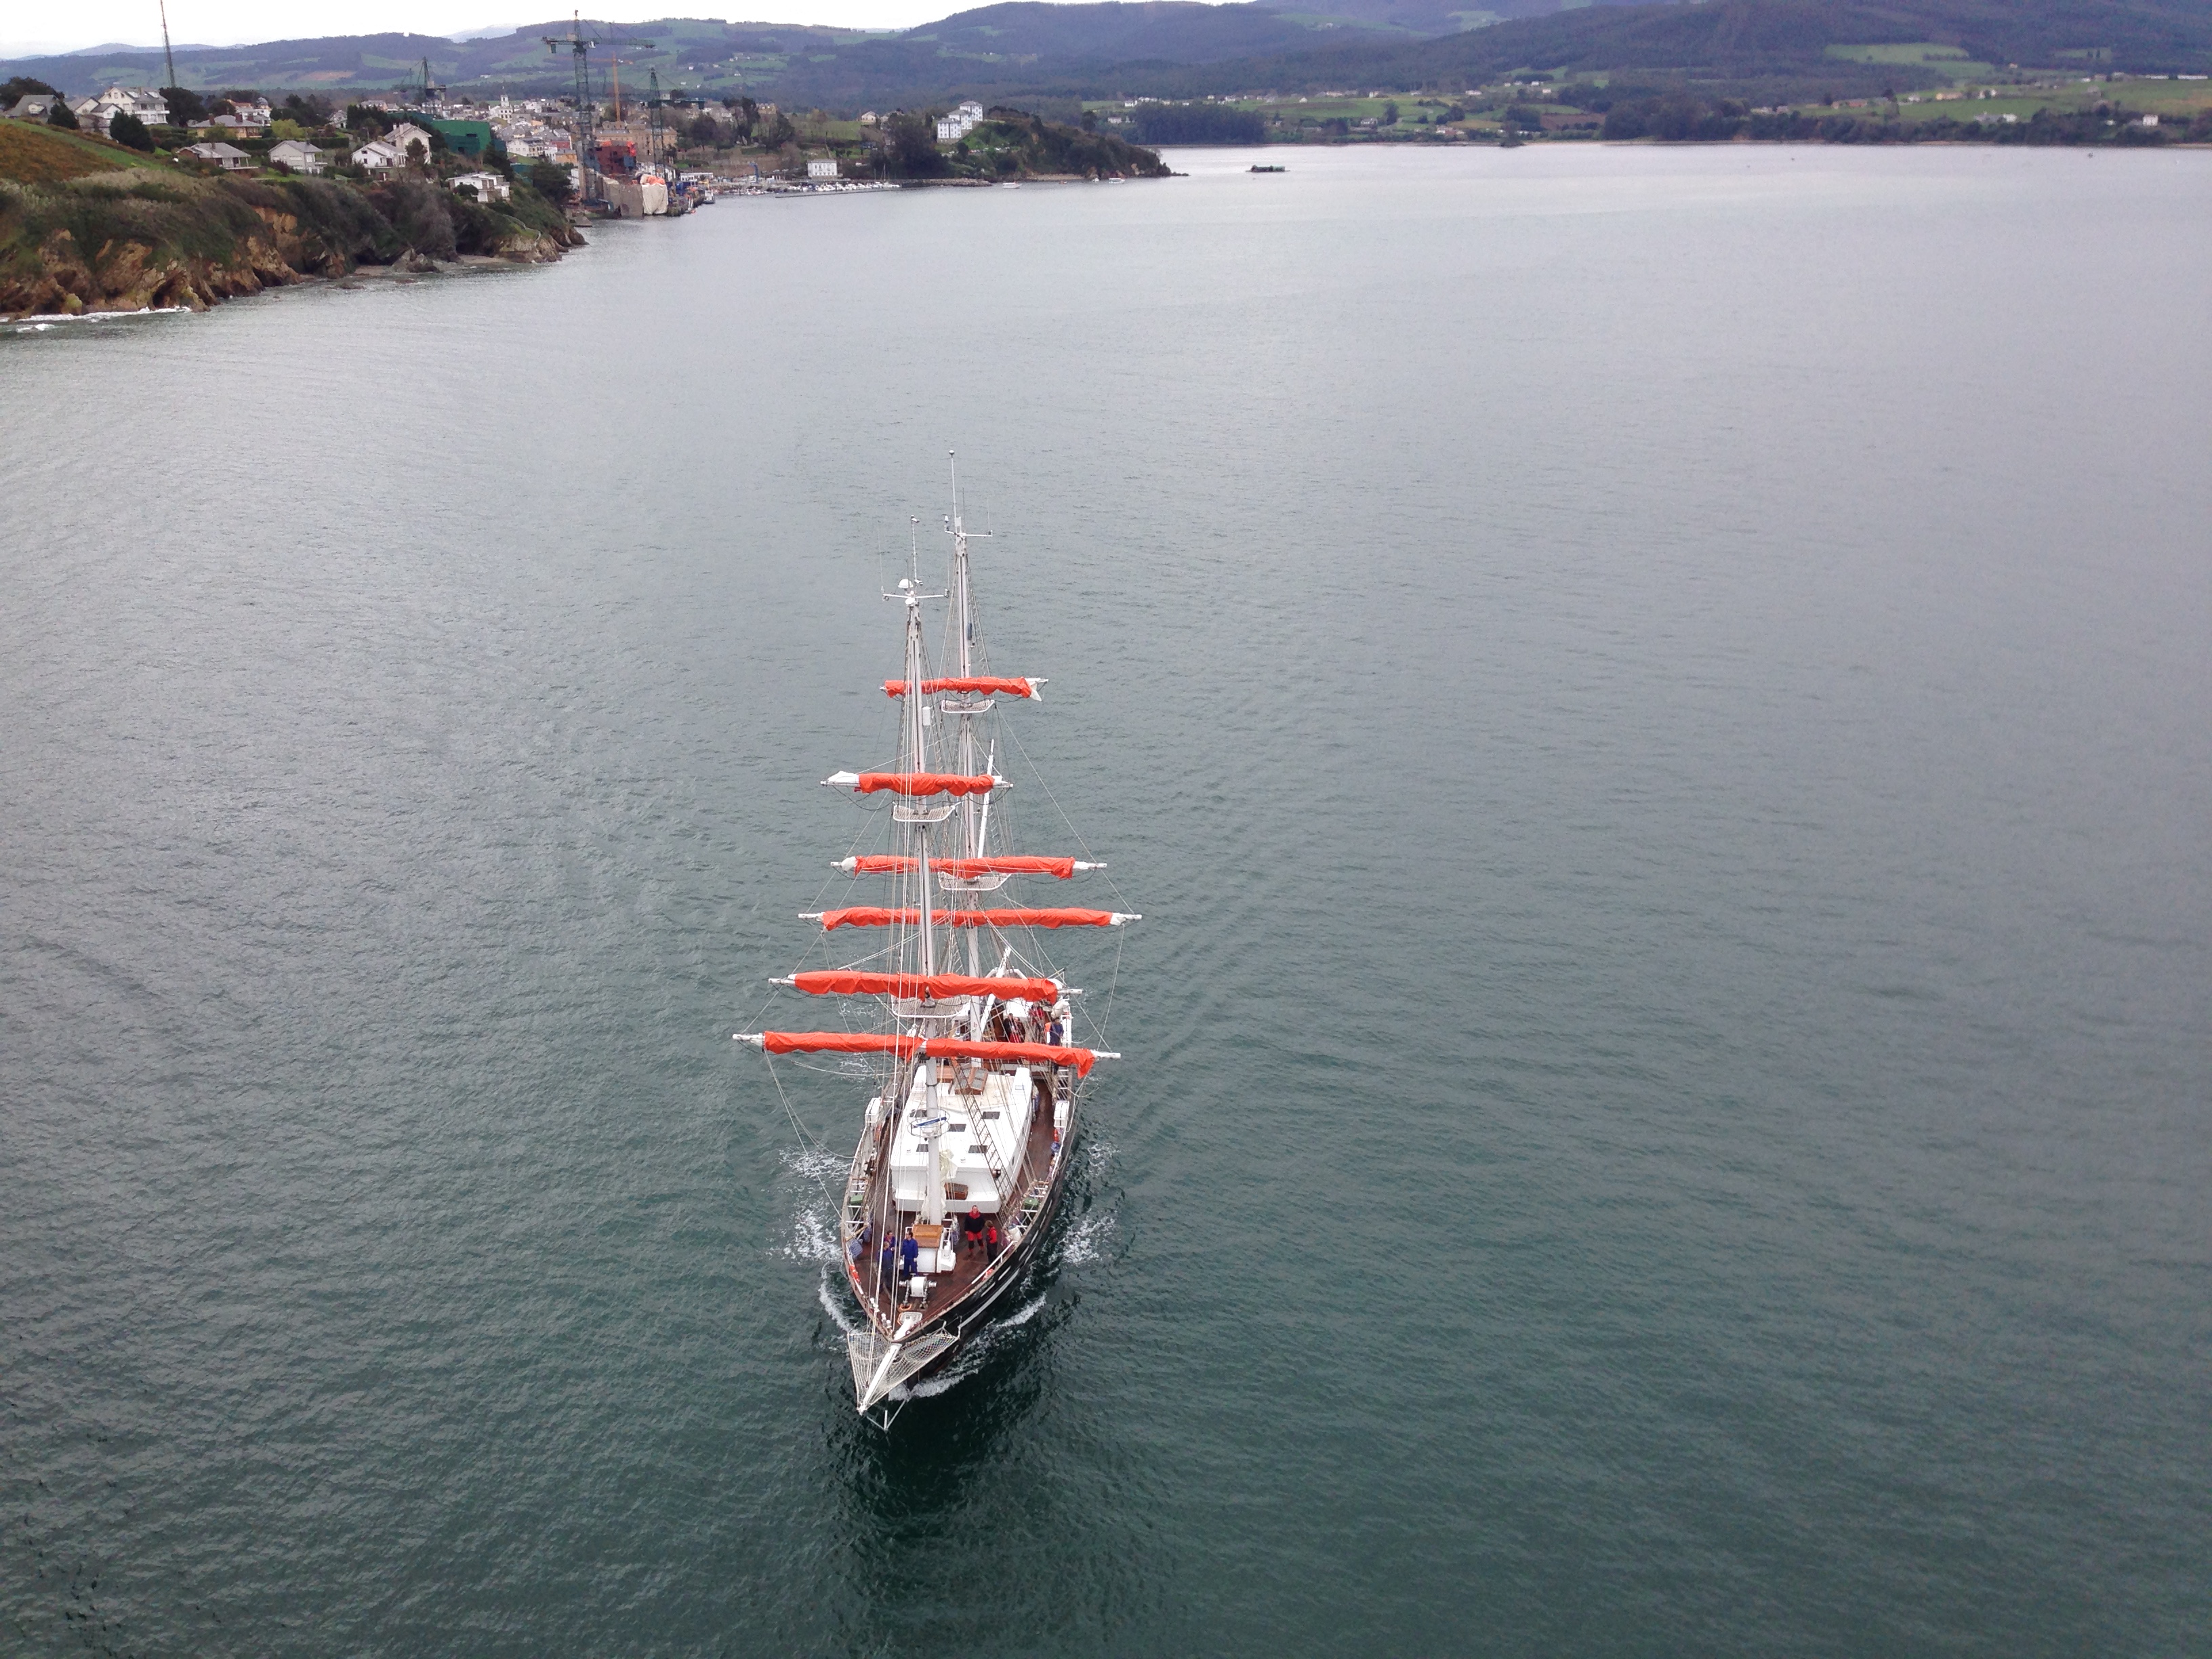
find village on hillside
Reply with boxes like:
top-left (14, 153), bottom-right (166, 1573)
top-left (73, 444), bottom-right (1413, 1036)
top-left (1, 73), bottom-right (1163, 218)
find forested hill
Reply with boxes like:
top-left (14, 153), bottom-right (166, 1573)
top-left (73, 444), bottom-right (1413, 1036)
top-left (1167, 0), bottom-right (2212, 99)
top-left (0, 6), bottom-right (1397, 100)
top-left (7, 0), bottom-right (2211, 109)
top-left (0, 2), bottom-right (1632, 102)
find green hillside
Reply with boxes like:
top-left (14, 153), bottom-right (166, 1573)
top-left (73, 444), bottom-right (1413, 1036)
top-left (1, 7), bottom-right (1393, 101)
top-left (0, 121), bottom-right (169, 182)
top-left (1142, 0), bottom-right (2212, 99)
top-left (7, 1), bottom-right (2210, 110)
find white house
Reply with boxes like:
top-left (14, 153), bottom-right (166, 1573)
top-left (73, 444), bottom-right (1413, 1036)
top-left (72, 85), bottom-right (170, 134)
top-left (268, 138), bottom-right (326, 173)
top-left (209, 97), bottom-right (272, 131)
top-left (497, 120), bottom-right (575, 161)
top-left (935, 100), bottom-right (987, 142)
top-left (859, 110), bottom-right (880, 127)
top-left (5, 94), bottom-right (67, 123)
top-left (384, 121), bottom-right (433, 162)
top-left (806, 157), bottom-right (839, 179)
top-left (180, 140), bottom-right (253, 171)
top-left (449, 169), bottom-right (510, 201)
top-left (350, 138), bottom-right (403, 170)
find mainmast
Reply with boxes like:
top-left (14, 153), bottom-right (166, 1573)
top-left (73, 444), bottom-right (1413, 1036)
top-left (945, 453), bottom-right (991, 978)
top-left (897, 565), bottom-right (945, 1230)
top-left (898, 575), bottom-right (933, 979)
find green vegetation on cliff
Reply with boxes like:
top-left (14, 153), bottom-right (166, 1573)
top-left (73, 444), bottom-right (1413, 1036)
top-left (869, 107), bottom-right (1168, 179)
top-left (0, 161), bottom-right (579, 318)
top-left (0, 121), bottom-right (169, 184)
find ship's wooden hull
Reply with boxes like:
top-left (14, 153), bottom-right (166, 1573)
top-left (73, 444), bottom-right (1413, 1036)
top-left (842, 1066), bottom-right (1078, 1412)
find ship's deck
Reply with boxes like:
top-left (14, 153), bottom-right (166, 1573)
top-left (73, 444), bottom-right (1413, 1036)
top-left (849, 1063), bottom-right (1063, 1329)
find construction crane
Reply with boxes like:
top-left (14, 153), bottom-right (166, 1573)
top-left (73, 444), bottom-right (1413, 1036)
top-left (157, 0), bottom-right (178, 97)
top-left (543, 14), bottom-right (655, 207)
top-left (405, 55), bottom-right (445, 110)
top-left (607, 54), bottom-right (637, 124)
top-left (644, 69), bottom-right (672, 168)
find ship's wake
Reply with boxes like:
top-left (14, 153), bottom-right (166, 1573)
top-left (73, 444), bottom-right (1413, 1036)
top-left (779, 1145), bottom-right (846, 1263)
top-left (892, 1294), bottom-right (1051, 1399)
top-left (816, 1267), bottom-right (861, 1336)
top-left (1059, 1208), bottom-right (1115, 1265)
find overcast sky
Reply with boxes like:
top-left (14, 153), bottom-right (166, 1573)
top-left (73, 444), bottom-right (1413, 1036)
top-left (2, 2), bottom-right (976, 56)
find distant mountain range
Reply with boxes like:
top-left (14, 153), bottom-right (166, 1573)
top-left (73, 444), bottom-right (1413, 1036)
top-left (7, 0), bottom-right (2209, 110)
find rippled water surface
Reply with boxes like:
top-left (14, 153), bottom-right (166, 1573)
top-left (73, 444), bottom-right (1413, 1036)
top-left (4, 145), bottom-right (2209, 1655)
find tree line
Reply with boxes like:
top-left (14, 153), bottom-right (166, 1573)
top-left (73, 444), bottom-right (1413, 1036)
top-left (1597, 90), bottom-right (2212, 144)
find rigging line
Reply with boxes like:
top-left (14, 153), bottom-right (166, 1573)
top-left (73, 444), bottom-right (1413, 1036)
top-left (997, 719), bottom-right (1132, 914)
top-left (1094, 926), bottom-right (1126, 1048)
top-left (741, 825), bottom-right (891, 1039)
top-left (752, 719), bottom-right (911, 1032)
top-left (762, 1052), bottom-right (843, 1222)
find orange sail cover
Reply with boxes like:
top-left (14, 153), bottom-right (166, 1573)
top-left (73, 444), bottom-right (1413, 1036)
top-left (815, 907), bottom-right (1136, 930)
top-left (744, 1032), bottom-right (1103, 1076)
top-left (883, 676), bottom-right (1040, 699)
top-left (791, 970), bottom-right (1060, 1004)
top-left (928, 1039), bottom-right (1102, 1077)
top-left (757, 1031), bottom-right (922, 1059)
top-left (829, 772), bottom-right (998, 798)
top-left (840, 855), bottom-right (1081, 879)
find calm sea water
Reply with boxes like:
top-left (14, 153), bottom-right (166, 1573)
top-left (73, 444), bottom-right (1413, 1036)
top-left (4, 144), bottom-right (2209, 1655)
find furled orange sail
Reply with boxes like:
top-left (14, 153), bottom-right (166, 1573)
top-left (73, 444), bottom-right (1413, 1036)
top-left (790, 970), bottom-right (1060, 1004)
top-left (823, 771), bottom-right (1000, 798)
top-left (812, 907), bottom-right (1139, 930)
top-left (754, 1031), bottom-right (922, 1059)
top-left (837, 855), bottom-right (1092, 879)
top-left (737, 1031), bottom-right (1111, 1076)
top-left (883, 676), bottom-right (1040, 699)
top-left (927, 1039), bottom-right (1104, 1077)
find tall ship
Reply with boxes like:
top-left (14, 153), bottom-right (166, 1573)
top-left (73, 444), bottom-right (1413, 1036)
top-left (737, 470), bottom-right (1134, 1421)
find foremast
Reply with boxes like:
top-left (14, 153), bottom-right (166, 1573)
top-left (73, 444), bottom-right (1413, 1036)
top-left (947, 453), bottom-right (992, 975)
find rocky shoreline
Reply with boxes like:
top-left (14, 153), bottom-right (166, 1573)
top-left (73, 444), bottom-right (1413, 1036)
top-left (1, 161), bottom-right (580, 321)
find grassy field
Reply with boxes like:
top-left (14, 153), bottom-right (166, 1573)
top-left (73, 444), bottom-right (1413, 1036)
top-left (1094, 89), bottom-right (1595, 142)
top-left (0, 121), bottom-right (171, 184)
top-left (1825, 41), bottom-right (1996, 77)
top-left (1098, 65), bottom-right (2212, 144)
top-left (1889, 74), bottom-right (2212, 124)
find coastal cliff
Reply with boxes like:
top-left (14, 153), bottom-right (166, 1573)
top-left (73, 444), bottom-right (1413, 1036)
top-left (1, 123), bottom-right (579, 319)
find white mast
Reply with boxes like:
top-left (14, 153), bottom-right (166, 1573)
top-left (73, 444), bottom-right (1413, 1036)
top-left (945, 453), bottom-right (991, 979)
top-left (898, 549), bottom-right (944, 1229)
top-left (899, 572), bottom-right (933, 979)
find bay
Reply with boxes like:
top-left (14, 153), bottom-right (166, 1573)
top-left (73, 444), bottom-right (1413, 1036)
top-left (2, 142), bottom-right (2208, 1655)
